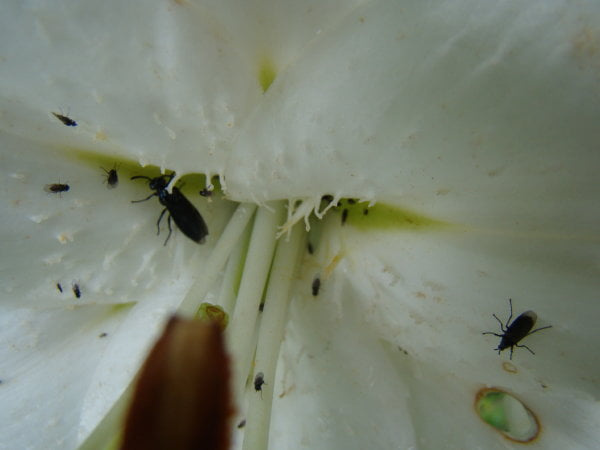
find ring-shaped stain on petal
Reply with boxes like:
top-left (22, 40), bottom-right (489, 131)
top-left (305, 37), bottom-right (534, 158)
top-left (475, 387), bottom-right (540, 443)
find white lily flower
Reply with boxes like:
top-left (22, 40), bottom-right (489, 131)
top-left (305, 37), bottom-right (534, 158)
top-left (1, 0), bottom-right (599, 449)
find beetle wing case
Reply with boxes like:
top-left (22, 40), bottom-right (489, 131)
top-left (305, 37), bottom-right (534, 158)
top-left (168, 187), bottom-right (208, 243)
top-left (499, 310), bottom-right (537, 350)
top-left (520, 310), bottom-right (537, 323)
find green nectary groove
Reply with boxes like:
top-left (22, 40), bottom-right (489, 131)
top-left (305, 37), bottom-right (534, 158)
top-left (65, 150), bottom-right (444, 231)
top-left (70, 150), bottom-right (218, 195)
top-left (110, 302), bottom-right (136, 313)
top-left (72, 149), bottom-right (141, 178)
top-left (337, 199), bottom-right (448, 230)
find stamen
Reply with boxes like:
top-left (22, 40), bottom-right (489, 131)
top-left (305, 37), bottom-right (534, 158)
top-left (179, 203), bottom-right (257, 316)
top-left (242, 217), bottom-right (305, 449)
top-left (228, 203), bottom-right (286, 394)
top-left (217, 223), bottom-right (252, 314)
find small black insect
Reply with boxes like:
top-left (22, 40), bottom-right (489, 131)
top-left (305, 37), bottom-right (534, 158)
top-left (321, 194), bottom-right (334, 203)
top-left (44, 183), bottom-right (70, 195)
top-left (312, 277), bottom-right (321, 296)
top-left (237, 419), bottom-right (246, 429)
top-left (363, 208), bottom-right (369, 216)
top-left (199, 187), bottom-right (212, 197)
top-left (56, 283), bottom-right (63, 293)
top-left (99, 332), bottom-right (108, 338)
top-left (482, 298), bottom-right (552, 360)
top-left (131, 172), bottom-right (209, 245)
top-left (52, 112), bottom-right (77, 127)
top-left (101, 165), bottom-right (119, 188)
top-left (72, 282), bottom-right (81, 299)
top-left (341, 208), bottom-right (348, 224)
top-left (307, 242), bottom-right (314, 254)
top-left (348, 198), bottom-right (357, 204)
top-left (254, 372), bottom-right (266, 395)
top-left (259, 303), bottom-right (265, 312)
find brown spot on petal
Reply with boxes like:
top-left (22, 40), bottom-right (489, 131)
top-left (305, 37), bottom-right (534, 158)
top-left (502, 361), bottom-right (518, 374)
top-left (572, 27), bottom-right (600, 72)
top-left (121, 316), bottom-right (233, 450)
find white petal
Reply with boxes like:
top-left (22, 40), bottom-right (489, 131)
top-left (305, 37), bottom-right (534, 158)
top-left (272, 222), bottom-right (600, 448)
top-left (0, 132), bottom-right (238, 446)
top-left (272, 289), bottom-right (417, 449)
top-left (0, 0), bottom-right (370, 178)
top-left (226, 0), bottom-right (600, 233)
top-left (0, 304), bottom-right (130, 449)
top-left (0, 0), bottom-right (258, 174)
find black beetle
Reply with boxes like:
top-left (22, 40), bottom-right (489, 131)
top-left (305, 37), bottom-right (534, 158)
top-left (45, 183), bottom-right (70, 195)
top-left (52, 112), bottom-right (77, 127)
top-left (482, 298), bottom-right (552, 360)
top-left (131, 172), bottom-right (208, 245)
top-left (312, 277), bottom-right (321, 296)
top-left (72, 282), bottom-right (81, 299)
top-left (101, 165), bottom-right (119, 188)
top-left (254, 372), bottom-right (266, 396)
top-left (56, 282), bottom-right (63, 293)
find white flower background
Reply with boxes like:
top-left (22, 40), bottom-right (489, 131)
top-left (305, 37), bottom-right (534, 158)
top-left (0, 0), bottom-right (599, 449)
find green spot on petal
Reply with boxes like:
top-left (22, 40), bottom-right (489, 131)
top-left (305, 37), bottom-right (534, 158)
top-left (258, 58), bottom-right (277, 93)
top-left (477, 391), bottom-right (509, 431)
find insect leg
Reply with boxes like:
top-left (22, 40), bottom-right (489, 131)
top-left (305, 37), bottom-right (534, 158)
top-left (131, 192), bottom-right (157, 203)
top-left (130, 175), bottom-right (153, 182)
top-left (156, 208), bottom-right (168, 235)
top-left (163, 214), bottom-right (173, 246)
top-left (526, 325), bottom-right (552, 336)
top-left (515, 343), bottom-right (536, 355)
